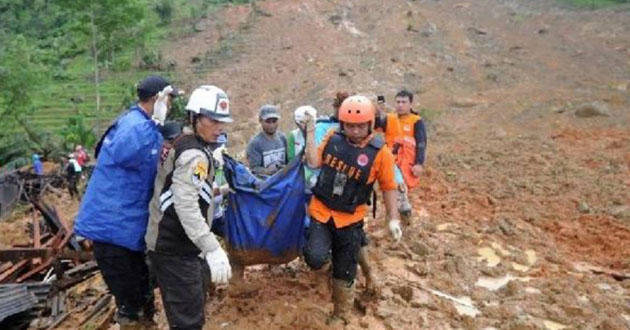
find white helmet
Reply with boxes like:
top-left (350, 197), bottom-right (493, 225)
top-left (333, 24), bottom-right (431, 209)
top-left (294, 105), bottom-right (317, 124)
top-left (186, 85), bottom-right (232, 123)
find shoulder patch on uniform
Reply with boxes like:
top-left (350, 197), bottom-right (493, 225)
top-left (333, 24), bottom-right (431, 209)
top-left (192, 161), bottom-right (208, 186)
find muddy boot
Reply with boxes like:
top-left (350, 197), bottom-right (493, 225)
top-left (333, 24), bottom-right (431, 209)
top-left (327, 279), bottom-right (356, 326)
top-left (357, 246), bottom-right (376, 294)
top-left (229, 260), bottom-right (245, 285)
top-left (397, 184), bottom-right (412, 223)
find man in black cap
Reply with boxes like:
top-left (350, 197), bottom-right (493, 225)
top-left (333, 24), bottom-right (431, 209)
top-left (246, 104), bottom-right (288, 177)
top-left (74, 75), bottom-right (179, 329)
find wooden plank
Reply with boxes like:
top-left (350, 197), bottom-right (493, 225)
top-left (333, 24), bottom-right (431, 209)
top-left (93, 304), bottom-right (115, 330)
top-left (79, 294), bottom-right (112, 326)
top-left (0, 262), bottom-right (13, 273)
top-left (33, 207), bottom-right (42, 265)
top-left (0, 248), bottom-right (53, 262)
top-left (45, 312), bottom-right (69, 330)
top-left (16, 232), bottom-right (69, 283)
top-left (0, 259), bottom-right (28, 283)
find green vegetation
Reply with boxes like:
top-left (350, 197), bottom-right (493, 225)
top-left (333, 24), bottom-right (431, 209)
top-left (0, 0), bottom-right (242, 169)
top-left (563, 0), bottom-right (630, 9)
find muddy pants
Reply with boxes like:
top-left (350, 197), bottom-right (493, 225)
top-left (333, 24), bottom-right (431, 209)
top-left (304, 218), bottom-right (364, 283)
top-left (149, 251), bottom-right (206, 330)
top-left (92, 241), bottom-right (154, 322)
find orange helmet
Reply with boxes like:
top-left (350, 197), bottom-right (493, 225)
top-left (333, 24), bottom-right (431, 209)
top-left (338, 95), bottom-right (375, 124)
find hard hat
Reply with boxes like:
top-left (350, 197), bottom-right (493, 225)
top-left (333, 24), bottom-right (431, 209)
top-left (186, 85), bottom-right (232, 123)
top-left (338, 95), bottom-right (375, 124)
top-left (294, 105), bottom-right (317, 124)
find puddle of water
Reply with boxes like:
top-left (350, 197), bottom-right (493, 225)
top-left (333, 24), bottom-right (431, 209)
top-left (428, 289), bottom-right (480, 317)
top-left (475, 275), bottom-right (531, 291)
top-left (543, 319), bottom-right (567, 330)
top-left (477, 247), bottom-right (501, 267)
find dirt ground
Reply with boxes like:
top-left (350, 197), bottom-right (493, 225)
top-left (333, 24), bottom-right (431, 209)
top-left (5, 0), bottom-right (630, 329)
top-left (164, 0), bottom-right (630, 328)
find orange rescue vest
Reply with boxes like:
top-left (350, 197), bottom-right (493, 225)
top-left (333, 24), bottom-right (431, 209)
top-left (384, 113), bottom-right (421, 189)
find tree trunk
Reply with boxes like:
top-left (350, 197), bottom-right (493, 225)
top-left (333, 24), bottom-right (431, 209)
top-left (90, 9), bottom-right (101, 112)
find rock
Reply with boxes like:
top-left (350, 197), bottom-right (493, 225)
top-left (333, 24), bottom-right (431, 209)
top-left (498, 218), bottom-right (516, 236)
top-left (393, 285), bottom-right (414, 302)
top-left (578, 201), bottom-right (590, 214)
top-left (328, 15), bottom-right (342, 26)
top-left (468, 26), bottom-right (488, 35)
top-left (410, 241), bottom-right (431, 257)
top-left (609, 206), bottom-right (630, 222)
top-left (375, 303), bottom-right (397, 319)
top-left (193, 21), bottom-right (207, 32)
top-left (574, 102), bottom-right (610, 118)
top-left (409, 288), bottom-right (431, 308)
top-left (420, 23), bottom-right (437, 37)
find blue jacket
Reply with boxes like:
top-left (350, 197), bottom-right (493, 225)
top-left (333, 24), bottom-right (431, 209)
top-left (74, 105), bottom-right (163, 251)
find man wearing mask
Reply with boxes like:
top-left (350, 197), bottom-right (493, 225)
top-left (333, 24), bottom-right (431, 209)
top-left (74, 75), bottom-right (178, 329)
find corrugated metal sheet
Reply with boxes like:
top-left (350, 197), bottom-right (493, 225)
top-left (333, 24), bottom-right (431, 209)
top-left (0, 282), bottom-right (51, 322)
top-left (0, 285), bottom-right (38, 322)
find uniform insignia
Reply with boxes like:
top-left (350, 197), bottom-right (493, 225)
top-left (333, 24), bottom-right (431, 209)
top-left (357, 154), bottom-right (369, 167)
top-left (192, 161), bottom-right (208, 186)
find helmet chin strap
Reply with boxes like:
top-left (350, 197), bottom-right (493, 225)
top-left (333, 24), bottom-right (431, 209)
top-left (339, 121), bottom-right (373, 135)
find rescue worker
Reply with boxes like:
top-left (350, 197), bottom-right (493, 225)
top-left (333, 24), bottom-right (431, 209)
top-left (74, 75), bottom-right (178, 329)
top-left (145, 85), bottom-right (232, 330)
top-left (303, 95), bottom-right (403, 325)
top-left (376, 89), bottom-right (427, 190)
top-left (312, 92), bottom-right (377, 293)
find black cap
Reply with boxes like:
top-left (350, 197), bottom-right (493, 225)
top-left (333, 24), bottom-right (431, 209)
top-left (160, 121), bottom-right (183, 141)
top-left (137, 75), bottom-right (179, 100)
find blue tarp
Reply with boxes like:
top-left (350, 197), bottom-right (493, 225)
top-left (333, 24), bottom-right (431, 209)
top-left (223, 154), bottom-right (307, 265)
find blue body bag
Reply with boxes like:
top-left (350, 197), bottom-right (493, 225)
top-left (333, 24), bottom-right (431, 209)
top-left (223, 155), bottom-right (307, 265)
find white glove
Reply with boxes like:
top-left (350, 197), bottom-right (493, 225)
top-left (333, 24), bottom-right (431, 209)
top-left (388, 219), bottom-right (403, 242)
top-left (212, 145), bottom-right (226, 167)
top-left (152, 85), bottom-right (173, 125)
top-left (205, 247), bottom-right (232, 284)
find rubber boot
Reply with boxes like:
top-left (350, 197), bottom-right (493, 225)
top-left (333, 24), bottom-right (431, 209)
top-left (327, 279), bottom-right (355, 326)
top-left (357, 246), bottom-right (376, 293)
top-left (397, 184), bottom-right (412, 223)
